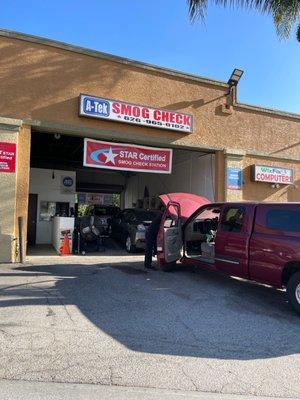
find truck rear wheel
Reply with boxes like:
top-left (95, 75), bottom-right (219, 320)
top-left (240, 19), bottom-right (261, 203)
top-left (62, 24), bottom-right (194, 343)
top-left (287, 271), bottom-right (300, 315)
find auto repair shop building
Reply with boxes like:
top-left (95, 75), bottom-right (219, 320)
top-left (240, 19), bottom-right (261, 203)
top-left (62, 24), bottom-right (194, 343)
top-left (0, 29), bottom-right (299, 263)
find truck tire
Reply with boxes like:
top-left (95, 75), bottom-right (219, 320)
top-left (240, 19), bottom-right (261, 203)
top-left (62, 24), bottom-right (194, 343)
top-left (287, 271), bottom-right (300, 315)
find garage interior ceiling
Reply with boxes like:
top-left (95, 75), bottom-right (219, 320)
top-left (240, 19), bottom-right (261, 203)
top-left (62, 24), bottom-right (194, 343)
top-left (30, 131), bottom-right (215, 200)
top-left (31, 131), bottom-right (85, 171)
top-left (30, 131), bottom-right (212, 171)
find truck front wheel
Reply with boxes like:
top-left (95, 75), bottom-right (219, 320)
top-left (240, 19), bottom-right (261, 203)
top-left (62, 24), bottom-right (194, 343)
top-left (287, 271), bottom-right (300, 315)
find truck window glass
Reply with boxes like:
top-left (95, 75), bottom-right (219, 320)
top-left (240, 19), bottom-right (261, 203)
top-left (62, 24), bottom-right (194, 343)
top-left (266, 209), bottom-right (300, 232)
top-left (164, 206), bottom-right (179, 228)
top-left (164, 214), bottom-right (178, 228)
top-left (185, 207), bottom-right (220, 259)
top-left (221, 207), bottom-right (245, 233)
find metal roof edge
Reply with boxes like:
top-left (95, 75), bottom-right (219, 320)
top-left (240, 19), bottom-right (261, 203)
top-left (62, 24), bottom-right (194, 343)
top-left (0, 116), bottom-right (23, 131)
top-left (234, 101), bottom-right (300, 121)
top-left (245, 149), bottom-right (300, 162)
top-left (0, 28), bottom-right (228, 89)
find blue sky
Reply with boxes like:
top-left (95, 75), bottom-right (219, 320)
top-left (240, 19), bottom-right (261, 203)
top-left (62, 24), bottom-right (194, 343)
top-left (1, 0), bottom-right (299, 114)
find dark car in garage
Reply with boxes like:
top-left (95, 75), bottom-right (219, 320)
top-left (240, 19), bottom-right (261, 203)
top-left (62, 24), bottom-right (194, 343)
top-left (111, 208), bottom-right (160, 252)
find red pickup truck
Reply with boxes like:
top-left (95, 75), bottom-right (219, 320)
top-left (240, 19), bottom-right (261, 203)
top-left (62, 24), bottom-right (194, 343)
top-left (157, 193), bottom-right (300, 315)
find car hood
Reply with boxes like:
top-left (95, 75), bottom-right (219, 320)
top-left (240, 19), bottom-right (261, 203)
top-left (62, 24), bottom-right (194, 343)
top-left (159, 193), bottom-right (210, 221)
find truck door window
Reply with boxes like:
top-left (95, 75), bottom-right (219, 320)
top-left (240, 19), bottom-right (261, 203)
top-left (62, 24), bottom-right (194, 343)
top-left (164, 211), bottom-right (178, 228)
top-left (266, 209), bottom-right (300, 233)
top-left (221, 207), bottom-right (245, 233)
top-left (161, 202), bottom-right (180, 228)
top-left (185, 207), bottom-right (220, 260)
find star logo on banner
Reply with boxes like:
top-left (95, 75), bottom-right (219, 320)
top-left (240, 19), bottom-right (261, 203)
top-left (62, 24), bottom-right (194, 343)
top-left (104, 147), bottom-right (118, 164)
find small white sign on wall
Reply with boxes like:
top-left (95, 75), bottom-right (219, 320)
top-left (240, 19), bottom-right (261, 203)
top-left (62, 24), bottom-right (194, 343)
top-left (251, 165), bottom-right (294, 185)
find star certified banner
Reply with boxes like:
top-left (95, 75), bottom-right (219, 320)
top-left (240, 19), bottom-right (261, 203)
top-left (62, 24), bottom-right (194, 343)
top-left (84, 138), bottom-right (173, 174)
top-left (79, 94), bottom-right (193, 133)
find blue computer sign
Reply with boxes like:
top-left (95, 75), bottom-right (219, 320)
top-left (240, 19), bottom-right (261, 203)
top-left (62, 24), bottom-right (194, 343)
top-left (227, 167), bottom-right (242, 190)
top-left (80, 95), bottom-right (110, 118)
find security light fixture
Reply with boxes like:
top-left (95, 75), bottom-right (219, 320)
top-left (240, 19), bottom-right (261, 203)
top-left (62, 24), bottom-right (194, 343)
top-left (228, 69), bottom-right (244, 87)
top-left (271, 183), bottom-right (280, 189)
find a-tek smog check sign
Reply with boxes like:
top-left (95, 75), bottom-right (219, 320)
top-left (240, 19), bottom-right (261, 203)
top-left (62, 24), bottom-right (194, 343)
top-left (84, 138), bottom-right (172, 174)
top-left (79, 94), bottom-right (193, 133)
top-left (251, 165), bottom-right (294, 185)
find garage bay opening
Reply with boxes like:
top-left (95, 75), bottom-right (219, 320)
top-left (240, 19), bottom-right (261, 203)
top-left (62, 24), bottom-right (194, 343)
top-left (27, 131), bottom-right (215, 259)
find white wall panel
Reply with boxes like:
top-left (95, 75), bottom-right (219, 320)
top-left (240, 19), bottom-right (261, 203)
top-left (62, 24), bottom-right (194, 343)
top-left (124, 150), bottom-right (215, 208)
top-left (29, 168), bottom-right (76, 244)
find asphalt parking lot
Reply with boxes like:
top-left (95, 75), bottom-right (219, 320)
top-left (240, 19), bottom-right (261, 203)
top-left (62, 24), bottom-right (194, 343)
top-left (0, 251), bottom-right (299, 398)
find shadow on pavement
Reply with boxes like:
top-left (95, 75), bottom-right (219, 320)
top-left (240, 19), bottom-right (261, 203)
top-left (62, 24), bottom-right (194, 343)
top-left (1, 259), bottom-right (299, 361)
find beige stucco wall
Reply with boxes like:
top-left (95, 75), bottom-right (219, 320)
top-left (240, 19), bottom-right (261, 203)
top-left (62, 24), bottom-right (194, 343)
top-left (224, 153), bottom-right (300, 202)
top-left (225, 152), bottom-right (244, 202)
top-left (214, 151), bottom-right (226, 202)
top-left (15, 125), bottom-right (31, 259)
top-left (0, 33), bottom-right (300, 264)
top-left (0, 35), bottom-right (299, 160)
top-left (0, 128), bottom-right (18, 262)
top-left (242, 156), bottom-right (300, 202)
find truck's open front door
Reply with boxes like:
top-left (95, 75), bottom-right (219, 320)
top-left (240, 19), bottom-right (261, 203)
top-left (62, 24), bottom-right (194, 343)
top-left (157, 193), bottom-right (211, 271)
top-left (157, 201), bottom-right (182, 270)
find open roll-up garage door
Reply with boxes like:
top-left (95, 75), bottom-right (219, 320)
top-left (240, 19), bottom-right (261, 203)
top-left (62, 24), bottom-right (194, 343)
top-left (28, 131), bottom-right (215, 254)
